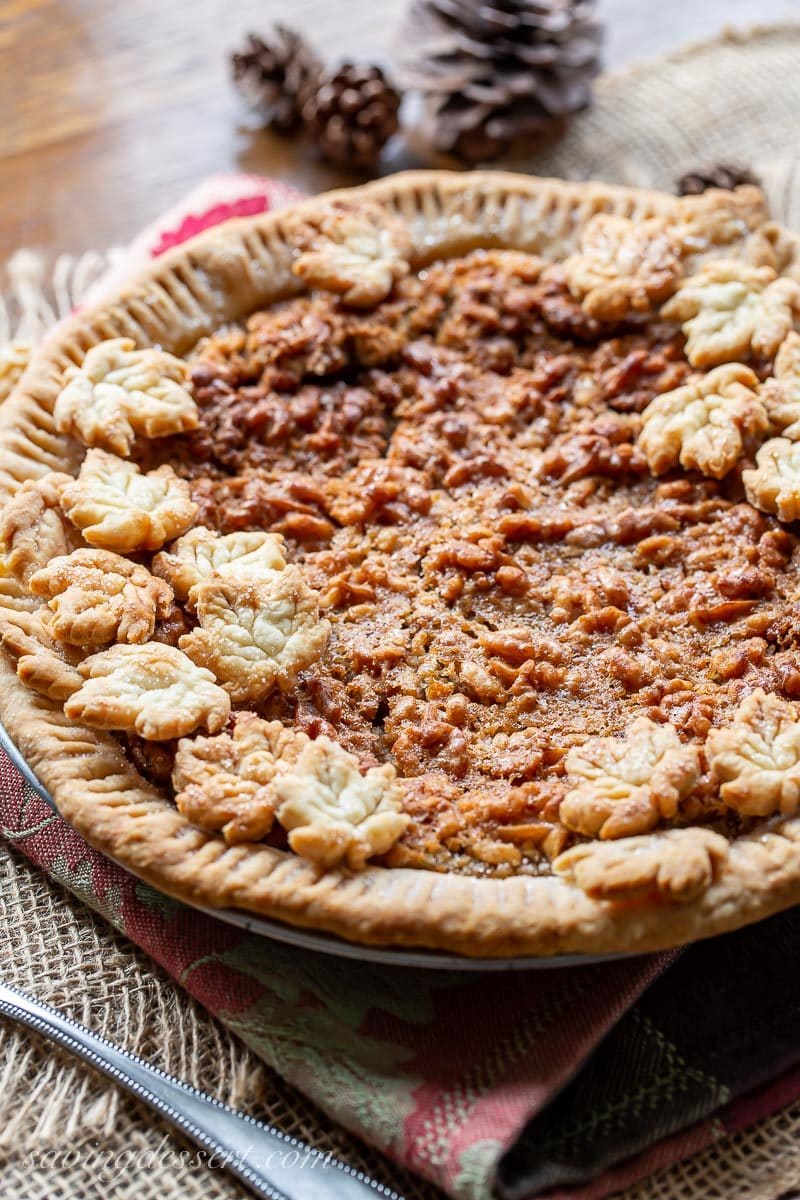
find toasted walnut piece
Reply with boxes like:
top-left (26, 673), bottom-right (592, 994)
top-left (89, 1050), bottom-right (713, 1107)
top-left (559, 717), bottom-right (701, 840)
top-left (65, 643), bottom-right (230, 740)
top-left (54, 338), bottom-right (198, 457)
top-left (179, 567), bottom-right (330, 703)
top-left (291, 202), bottom-right (411, 307)
top-left (554, 827), bottom-right (729, 903)
top-left (706, 688), bottom-right (800, 816)
top-left (743, 437), bottom-right (800, 522)
top-left (562, 215), bottom-right (683, 321)
top-left (639, 363), bottom-right (767, 479)
top-left (173, 714), bottom-right (309, 844)
top-left (274, 735), bottom-right (408, 869)
top-left (60, 450), bottom-right (198, 553)
top-left (0, 606), bottom-right (83, 701)
top-left (661, 261), bottom-right (800, 368)
top-left (761, 331), bottom-right (800, 440)
top-left (152, 526), bottom-right (286, 605)
top-left (29, 548), bottom-right (174, 648)
top-left (0, 340), bottom-right (30, 402)
top-left (0, 472), bottom-right (79, 586)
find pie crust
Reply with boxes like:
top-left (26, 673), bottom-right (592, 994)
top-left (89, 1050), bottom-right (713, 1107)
top-left (5, 171), bottom-right (800, 958)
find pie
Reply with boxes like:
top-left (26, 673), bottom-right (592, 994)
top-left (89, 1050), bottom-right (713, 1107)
top-left (4, 171), bottom-right (800, 958)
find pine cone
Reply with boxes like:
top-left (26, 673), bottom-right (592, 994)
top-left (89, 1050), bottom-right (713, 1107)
top-left (301, 64), bottom-right (401, 168)
top-left (231, 27), bottom-right (322, 134)
top-left (398, 0), bottom-right (602, 163)
top-left (677, 162), bottom-right (762, 196)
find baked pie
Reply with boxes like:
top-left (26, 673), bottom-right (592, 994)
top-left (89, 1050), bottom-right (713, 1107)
top-left (5, 172), bottom-right (800, 957)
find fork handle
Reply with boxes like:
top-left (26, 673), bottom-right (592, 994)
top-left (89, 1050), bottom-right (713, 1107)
top-left (0, 981), bottom-right (401, 1200)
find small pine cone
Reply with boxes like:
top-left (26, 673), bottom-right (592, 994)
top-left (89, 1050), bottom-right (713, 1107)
top-left (677, 162), bottom-right (762, 196)
top-left (301, 64), bottom-right (401, 168)
top-left (231, 26), bottom-right (322, 133)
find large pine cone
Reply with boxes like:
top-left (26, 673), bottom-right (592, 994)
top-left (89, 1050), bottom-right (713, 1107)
top-left (231, 26), bottom-right (322, 133)
top-left (398, 0), bottom-right (602, 163)
top-left (301, 64), bottom-right (401, 168)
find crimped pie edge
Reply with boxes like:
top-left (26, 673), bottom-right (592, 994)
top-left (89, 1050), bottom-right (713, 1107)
top-left (3, 169), bottom-right (800, 957)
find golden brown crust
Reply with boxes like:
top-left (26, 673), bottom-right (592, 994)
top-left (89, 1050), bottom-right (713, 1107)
top-left (4, 172), bottom-right (800, 958)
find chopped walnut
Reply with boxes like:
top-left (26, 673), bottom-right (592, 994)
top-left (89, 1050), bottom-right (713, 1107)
top-left (54, 338), bottom-right (198, 457)
top-left (0, 339), bottom-right (29, 402)
top-left (0, 605), bottom-right (83, 700)
top-left (173, 714), bottom-right (308, 844)
top-left (152, 526), bottom-right (286, 604)
top-left (60, 449), bottom-right (198, 553)
top-left (29, 548), bottom-right (174, 648)
top-left (562, 215), bottom-right (683, 321)
top-left (742, 437), bottom-right (800, 522)
top-left (274, 735), bottom-right (409, 868)
top-left (559, 716), bottom-right (701, 840)
top-left (64, 642), bottom-right (230, 740)
top-left (661, 261), bottom-right (800, 368)
top-left (291, 202), bottom-right (411, 307)
top-left (761, 331), bottom-right (800, 440)
top-left (639, 363), bottom-right (767, 479)
top-left (0, 472), bottom-right (78, 586)
top-left (179, 566), bottom-right (330, 702)
top-left (706, 688), bottom-right (800, 816)
top-left (553, 827), bottom-right (729, 903)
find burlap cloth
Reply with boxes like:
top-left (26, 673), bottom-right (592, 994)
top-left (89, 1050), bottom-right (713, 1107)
top-left (3, 23), bottom-right (800, 1200)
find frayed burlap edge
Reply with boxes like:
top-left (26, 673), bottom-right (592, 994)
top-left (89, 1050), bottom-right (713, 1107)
top-left (4, 21), bottom-right (800, 1200)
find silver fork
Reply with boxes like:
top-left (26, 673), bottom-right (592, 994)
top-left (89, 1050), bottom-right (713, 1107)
top-left (0, 981), bottom-right (404, 1200)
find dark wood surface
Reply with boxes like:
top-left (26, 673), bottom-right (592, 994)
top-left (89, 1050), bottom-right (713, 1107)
top-left (0, 0), bottom-right (786, 263)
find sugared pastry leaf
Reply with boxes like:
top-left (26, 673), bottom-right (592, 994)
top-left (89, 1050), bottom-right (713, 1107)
top-left (707, 688), bottom-right (800, 816)
top-left (554, 827), bottom-right (729, 902)
top-left (742, 437), bottom-right (800, 522)
top-left (64, 643), bottom-right (230, 740)
top-left (60, 450), bottom-right (198, 553)
top-left (291, 202), bottom-right (411, 307)
top-left (0, 606), bottom-right (83, 701)
top-left (559, 717), bottom-right (701, 840)
top-left (661, 260), bottom-right (800, 368)
top-left (54, 338), bottom-right (198, 457)
top-left (761, 331), bottom-right (800, 440)
top-left (274, 735), bottom-right (409, 869)
top-left (639, 363), bottom-right (767, 479)
top-left (0, 472), bottom-right (78, 586)
top-left (178, 566), bottom-right (330, 703)
top-left (152, 527), bottom-right (286, 605)
top-left (29, 548), bottom-right (174, 648)
top-left (173, 714), bottom-right (308, 844)
top-left (562, 215), bottom-right (683, 321)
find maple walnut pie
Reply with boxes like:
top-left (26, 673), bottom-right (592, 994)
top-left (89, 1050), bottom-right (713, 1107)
top-left (7, 172), bottom-right (800, 957)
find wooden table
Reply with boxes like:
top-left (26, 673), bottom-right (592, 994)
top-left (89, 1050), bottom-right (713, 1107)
top-left (0, 0), bottom-right (788, 263)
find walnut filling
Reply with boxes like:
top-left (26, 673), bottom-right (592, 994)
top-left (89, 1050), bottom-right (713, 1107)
top-left (104, 247), bottom-right (800, 877)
